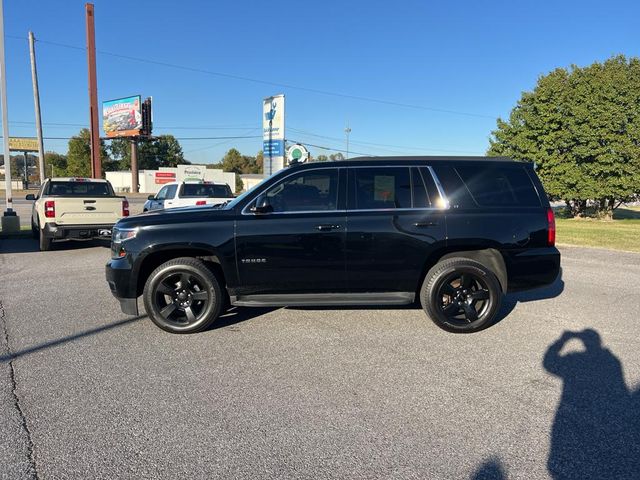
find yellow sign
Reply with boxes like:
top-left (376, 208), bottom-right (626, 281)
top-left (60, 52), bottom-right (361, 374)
top-left (9, 137), bottom-right (39, 152)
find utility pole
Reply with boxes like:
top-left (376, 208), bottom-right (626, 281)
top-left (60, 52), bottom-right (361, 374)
top-left (0, 0), bottom-right (19, 232)
top-left (130, 138), bottom-right (138, 193)
top-left (344, 123), bottom-right (351, 159)
top-left (28, 31), bottom-right (45, 183)
top-left (85, 3), bottom-right (101, 179)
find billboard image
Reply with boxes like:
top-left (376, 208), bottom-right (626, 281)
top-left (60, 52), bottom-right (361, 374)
top-left (103, 95), bottom-right (142, 137)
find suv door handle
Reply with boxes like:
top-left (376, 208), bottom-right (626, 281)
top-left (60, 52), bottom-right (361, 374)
top-left (315, 224), bottom-right (342, 231)
top-left (414, 221), bottom-right (438, 227)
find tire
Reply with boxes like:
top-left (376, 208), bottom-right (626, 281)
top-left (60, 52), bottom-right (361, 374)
top-left (38, 226), bottom-right (52, 251)
top-left (31, 221), bottom-right (38, 239)
top-left (420, 258), bottom-right (502, 333)
top-left (143, 257), bottom-right (224, 334)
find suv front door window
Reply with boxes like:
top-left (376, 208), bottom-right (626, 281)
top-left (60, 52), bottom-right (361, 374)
top-left (264, 169), bottom-right (339, 213)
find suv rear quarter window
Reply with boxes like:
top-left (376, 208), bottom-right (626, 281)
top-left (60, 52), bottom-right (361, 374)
top-left (454, 165), bottom-right (541, 207)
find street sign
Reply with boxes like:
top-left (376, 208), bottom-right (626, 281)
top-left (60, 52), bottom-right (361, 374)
top-left (8, 137), bottom-right (39, 152)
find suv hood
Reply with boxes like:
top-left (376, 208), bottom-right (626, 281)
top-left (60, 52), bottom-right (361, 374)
top-left (115, 204), bottom-right (232, 228)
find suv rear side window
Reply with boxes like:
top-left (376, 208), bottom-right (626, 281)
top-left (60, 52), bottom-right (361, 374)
top-left (454, 165), bottom-right (540, 207)
top-left (430, 166), bottom-right (476, 209)
top-left (353, 167), bottom-right (411, 210)
top-left (266, 169), bottom-right (339, 212)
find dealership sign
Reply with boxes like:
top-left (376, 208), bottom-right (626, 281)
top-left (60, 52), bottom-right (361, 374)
top-left (103, 95), bottom-right (143, 138)
top-left (262, 94), bottom-right (285, 175)
top-left (8, 137), bottom-right (39, 152)
top-left (286, 144), bottom-right (309, 164)
top-left (154, 171), bottom-right (175, 184)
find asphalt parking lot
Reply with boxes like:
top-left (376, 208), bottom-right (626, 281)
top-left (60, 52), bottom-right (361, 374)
top-left (1, 241), bottom-right (639, 479)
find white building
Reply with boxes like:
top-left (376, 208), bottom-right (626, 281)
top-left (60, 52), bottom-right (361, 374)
top-left (239, 174), bottom-right (265, 192)
top-left (106, 164), bottom-right (236, 194)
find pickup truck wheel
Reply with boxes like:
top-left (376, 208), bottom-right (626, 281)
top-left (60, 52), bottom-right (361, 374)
top-left (38, 226), bottom-right (52, 251)
top-left (143, 257), bottom-right (223, 334)
top-left (420, 258), bottom-right (502, 333)
top-left (31, 221), bottom-right (38, 239)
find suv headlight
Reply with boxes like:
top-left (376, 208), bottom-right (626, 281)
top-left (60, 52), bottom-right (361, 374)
top-left (112, 227), bottom-right (138, 243)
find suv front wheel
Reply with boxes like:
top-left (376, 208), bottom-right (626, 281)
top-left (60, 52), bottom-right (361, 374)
top-left (420, 258), bottom-right (502, 333)
top-left (143, 257), bottom-right (224, 333)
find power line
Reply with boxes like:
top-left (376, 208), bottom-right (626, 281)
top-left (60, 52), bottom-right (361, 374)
top-left (10, 35), bottom-right (497, 120)
top-left (288, 127), bottom-right (484, 155)
top-left (286, 138), bottom-right (375, 157)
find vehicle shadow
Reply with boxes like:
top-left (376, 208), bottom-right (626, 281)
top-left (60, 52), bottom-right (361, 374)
top-left (0, 237), bottom-right (110, 254)
top-left (493, 271), bottom-right (565, 326)
top-left (205, 306), bottom-right (277, 331)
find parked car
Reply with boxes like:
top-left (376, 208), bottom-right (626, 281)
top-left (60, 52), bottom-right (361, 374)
top-left (106, 157), bottom-right (560, 334)
top-left (143, 181), bottom-right (234, 212)
top-left (27, 177), bottom-right (129, 251)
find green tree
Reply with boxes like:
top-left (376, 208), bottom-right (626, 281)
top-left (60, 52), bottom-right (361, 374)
top-left (44, 151), bottom-right (67, 177)
top-left (66, 129), bottom-right (110, 177)
top-left (110, 135), bottom-right (188, 170)
top-left (488, 55), bottom-right (640, 219)
top-left (315, 154), bottom-right (329, 162)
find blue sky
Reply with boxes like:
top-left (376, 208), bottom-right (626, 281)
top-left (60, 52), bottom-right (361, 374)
top-left (2, 0), bottom-right (639, 164)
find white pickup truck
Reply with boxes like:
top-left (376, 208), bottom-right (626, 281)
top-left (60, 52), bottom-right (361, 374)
top-left (27, 177), bottom-right (129, 251)
top-left (143, 181), bottom-right (234, 212)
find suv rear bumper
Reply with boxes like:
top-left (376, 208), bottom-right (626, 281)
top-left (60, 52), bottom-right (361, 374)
top-left (503, 247), bottom-right (561, 292)
top-left (44, 222), bottom-right (115, 240)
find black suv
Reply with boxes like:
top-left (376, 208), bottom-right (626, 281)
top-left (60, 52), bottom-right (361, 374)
top-left (106, 157), bottom-right (560, 334)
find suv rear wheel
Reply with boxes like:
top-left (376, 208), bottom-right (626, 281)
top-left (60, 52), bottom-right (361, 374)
top-left (143, 257), bottom-right (224, 334)
top-left (420, 258), bottom-right (502, 333)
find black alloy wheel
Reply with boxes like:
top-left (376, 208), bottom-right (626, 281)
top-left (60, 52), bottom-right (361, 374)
top-left (421, 258), bottom-right (502, 333)
top-left (143, 257), bottom-right (223, 333)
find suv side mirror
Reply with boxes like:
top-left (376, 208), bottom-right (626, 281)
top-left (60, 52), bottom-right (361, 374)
top-left (25, 194), bottom-right (36, 201)
top-left (251, 193), bottom-right (273, 214)
top-left (147, 195), bottom-right (155, 201)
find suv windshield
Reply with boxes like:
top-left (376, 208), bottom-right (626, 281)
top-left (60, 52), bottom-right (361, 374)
top-left (47, 181), bottom-right (112, 196)
top-left (181, 184), bottom-right (233, 198)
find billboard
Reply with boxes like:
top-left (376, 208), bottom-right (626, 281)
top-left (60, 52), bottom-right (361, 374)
top-left (262, 94), bottom-right (285, 175)
top-left (8, 137), bottom-right (39, 152)
top-left (103, 95), bottom-right (143, 137)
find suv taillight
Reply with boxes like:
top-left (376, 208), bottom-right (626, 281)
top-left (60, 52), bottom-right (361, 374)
top-left (195, 200), bottom-right (206, 206)
top-left (546, 207), bottom-right (556, 246)
top-left (44, 200), bottom-right (55, 218)
top-left (122, 199), bottom-right (130, 217)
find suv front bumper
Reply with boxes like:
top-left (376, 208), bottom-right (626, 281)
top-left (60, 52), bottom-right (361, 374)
top-left (106, 258), bottom-right (139, 316)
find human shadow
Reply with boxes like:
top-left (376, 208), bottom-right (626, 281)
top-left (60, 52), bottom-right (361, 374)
top-left (543, 329), bottom-right (640, 479)
top-left (470, 457), bottom-right (507, 480)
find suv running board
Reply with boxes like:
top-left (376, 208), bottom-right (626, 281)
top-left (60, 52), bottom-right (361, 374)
top-left (230, 292), bottom-right (415, 307)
